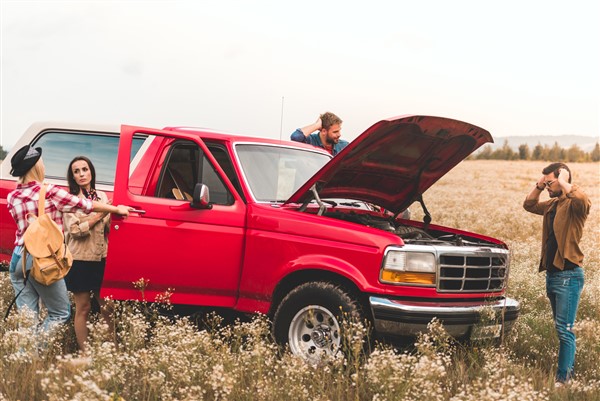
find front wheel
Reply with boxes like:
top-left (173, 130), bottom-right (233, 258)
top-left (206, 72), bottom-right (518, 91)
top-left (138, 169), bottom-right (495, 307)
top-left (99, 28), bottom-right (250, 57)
top-left (272, 282), bottom-right (367, 363)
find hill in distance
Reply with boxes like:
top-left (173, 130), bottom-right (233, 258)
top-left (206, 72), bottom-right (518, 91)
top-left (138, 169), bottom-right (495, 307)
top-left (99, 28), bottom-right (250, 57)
top-left (484, 135), bottom-right (599, 153)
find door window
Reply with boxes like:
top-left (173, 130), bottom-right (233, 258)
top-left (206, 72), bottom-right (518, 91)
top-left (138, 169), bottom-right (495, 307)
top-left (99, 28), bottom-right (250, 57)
top-left (206, 144), bottom-right (245, 201)
top-left (154, 140), bottom-right (233, 205)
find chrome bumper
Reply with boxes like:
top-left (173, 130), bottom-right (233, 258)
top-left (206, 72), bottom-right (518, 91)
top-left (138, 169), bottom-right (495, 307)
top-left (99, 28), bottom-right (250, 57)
top-left (369, 296), bottom-right (520, 338)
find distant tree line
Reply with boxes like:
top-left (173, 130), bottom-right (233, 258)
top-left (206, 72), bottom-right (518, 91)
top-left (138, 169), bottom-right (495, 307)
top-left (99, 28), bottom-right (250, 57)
top-left (2, 142), bottom-right (599, 164)
top-left (471, 140), bottom-right (600, 162)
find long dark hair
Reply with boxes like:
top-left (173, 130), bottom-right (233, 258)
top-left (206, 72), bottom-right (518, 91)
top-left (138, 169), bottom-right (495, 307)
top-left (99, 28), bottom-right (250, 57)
top-left (67, 156), bottom-right (97, 195)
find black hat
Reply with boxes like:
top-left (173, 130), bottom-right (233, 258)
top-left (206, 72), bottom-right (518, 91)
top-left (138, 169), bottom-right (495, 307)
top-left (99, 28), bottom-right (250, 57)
top-left (10, 145), bottom-right (43, 177)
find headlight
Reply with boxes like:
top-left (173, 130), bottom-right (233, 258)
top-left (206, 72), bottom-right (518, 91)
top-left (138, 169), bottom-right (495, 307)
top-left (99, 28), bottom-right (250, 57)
top-left (381, 250), bottom-right (436, 286)
top-left (383, 251), bottom-right (435, 272)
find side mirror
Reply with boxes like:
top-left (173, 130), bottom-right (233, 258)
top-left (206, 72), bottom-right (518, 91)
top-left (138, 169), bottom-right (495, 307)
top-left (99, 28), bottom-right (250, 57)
top-left (191, 183), bottom-right (212, 209)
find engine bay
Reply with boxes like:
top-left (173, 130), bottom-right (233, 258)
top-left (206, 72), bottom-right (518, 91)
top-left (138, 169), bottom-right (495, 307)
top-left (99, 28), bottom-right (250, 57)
top-left (324, 209), bottom-right (503, 248)
top-left (296, 191), bottom-right (504, 249)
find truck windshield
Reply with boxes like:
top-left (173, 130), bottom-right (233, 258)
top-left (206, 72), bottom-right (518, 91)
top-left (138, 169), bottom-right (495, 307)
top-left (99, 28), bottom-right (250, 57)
top-left (236, 144), bottom-right (330, 202)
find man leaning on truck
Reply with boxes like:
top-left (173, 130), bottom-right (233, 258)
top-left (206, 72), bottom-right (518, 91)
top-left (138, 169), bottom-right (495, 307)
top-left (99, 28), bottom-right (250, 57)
top-left (290, 112), bottom-right (349, 156)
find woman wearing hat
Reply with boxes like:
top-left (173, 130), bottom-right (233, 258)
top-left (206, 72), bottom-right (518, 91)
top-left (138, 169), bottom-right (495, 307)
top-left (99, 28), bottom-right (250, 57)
top-left (6, 145), bottom-right (131, 335)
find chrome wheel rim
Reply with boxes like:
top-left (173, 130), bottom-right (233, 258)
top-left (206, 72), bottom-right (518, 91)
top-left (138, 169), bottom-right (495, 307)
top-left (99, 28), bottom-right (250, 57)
top-left (288, 305), bottom-right (341, 362)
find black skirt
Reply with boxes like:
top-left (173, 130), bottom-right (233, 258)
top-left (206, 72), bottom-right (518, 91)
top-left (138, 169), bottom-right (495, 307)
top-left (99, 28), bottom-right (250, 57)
top-left (64, 259), bottom-right (106, 292)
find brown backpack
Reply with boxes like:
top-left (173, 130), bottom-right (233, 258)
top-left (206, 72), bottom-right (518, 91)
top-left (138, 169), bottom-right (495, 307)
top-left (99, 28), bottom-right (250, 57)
top-left (22, 184), bottom-right (73, 286)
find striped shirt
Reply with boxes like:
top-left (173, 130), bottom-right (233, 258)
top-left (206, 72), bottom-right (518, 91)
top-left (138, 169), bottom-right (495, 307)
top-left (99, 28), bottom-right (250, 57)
top-left (7, 181), bottom-right (93, 246)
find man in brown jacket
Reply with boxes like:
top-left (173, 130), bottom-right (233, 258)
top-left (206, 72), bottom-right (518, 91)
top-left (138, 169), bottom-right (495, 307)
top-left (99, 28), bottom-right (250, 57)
top-left (523, 162), bottom-right (591, 386)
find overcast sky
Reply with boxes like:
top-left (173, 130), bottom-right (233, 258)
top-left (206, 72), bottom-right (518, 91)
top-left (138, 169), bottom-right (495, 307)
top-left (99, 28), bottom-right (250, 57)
top-left (1, 0), bottom-right (599, 150)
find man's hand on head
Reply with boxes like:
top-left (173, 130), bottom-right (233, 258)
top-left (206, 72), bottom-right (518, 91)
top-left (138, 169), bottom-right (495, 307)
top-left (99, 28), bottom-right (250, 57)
top-left (315, 116), bottom-right (323, 131)
top-left (558, 168), bottom-right (570, 183)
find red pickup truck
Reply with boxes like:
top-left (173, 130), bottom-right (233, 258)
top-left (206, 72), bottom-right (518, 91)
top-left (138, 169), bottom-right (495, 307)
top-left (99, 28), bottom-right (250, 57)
top-left (0, 115), bottom-right (519, 361)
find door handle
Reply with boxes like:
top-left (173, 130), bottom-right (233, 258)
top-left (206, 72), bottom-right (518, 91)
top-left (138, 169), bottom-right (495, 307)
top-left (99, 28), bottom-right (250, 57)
top-left (130, 208), bottom-right (146, 214)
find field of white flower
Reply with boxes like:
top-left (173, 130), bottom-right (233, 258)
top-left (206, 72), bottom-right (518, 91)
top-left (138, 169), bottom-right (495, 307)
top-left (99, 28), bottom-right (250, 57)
top-left (0, 160), bottom-right (598, 401)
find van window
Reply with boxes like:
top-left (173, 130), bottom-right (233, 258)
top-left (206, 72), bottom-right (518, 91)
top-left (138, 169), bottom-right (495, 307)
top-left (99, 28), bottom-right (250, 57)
top-left (32, 131), bottom-right (144, 185)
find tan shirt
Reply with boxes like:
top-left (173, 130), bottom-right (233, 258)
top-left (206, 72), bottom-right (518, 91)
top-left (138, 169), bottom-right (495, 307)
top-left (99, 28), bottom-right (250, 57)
top-left (523, 184), bottom-right (591, 271)
top-left (64, 190), bottom-right (110, 261)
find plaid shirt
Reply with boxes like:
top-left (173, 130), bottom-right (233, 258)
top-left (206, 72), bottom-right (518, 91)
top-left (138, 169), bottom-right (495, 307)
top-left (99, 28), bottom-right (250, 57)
top-left (7, 181), bottom-right (93, 246)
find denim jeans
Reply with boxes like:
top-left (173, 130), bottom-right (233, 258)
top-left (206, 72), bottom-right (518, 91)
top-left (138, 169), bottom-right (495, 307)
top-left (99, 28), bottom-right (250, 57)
top-left (8, 246), bottom-right (71, 333)
top-left (546, 267), bottom-right (585, 382)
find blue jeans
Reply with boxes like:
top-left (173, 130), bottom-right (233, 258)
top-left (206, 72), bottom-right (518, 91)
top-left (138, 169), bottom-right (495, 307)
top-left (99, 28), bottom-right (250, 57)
top-left (8, 246), bottom-right (71, 333)
top-left (546, 267), bottom-right (584, 382)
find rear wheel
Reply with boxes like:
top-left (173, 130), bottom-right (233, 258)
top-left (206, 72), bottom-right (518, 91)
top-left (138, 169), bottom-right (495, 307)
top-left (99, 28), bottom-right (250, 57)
top-left (272, 281), bottom-right (367, 362)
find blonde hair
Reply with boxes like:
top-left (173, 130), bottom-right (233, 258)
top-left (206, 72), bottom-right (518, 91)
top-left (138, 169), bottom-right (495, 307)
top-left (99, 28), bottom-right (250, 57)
top-left (19, 158), bottom-right (45, 184)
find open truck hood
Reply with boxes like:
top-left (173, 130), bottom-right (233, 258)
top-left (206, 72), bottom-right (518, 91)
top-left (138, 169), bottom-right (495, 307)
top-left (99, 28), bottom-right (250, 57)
top-left (285, 115), bottom-right (493, 214)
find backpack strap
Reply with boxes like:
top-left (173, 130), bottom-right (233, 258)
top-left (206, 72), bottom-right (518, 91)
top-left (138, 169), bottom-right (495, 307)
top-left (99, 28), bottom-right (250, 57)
top-left (5, 249), bottom-right (31, 320)
top-left (38, 183), bottom-right (47, 216)
top-left (22, 247), bottom-right (26, 279)
top-left (4, 275), bottom-right (28, 320)
top-left (21, 183), bottom-right (48, 277)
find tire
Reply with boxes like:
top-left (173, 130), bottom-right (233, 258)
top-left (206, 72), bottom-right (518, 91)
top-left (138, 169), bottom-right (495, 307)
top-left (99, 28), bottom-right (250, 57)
top-left (272, 281), bottom-right (367, 362)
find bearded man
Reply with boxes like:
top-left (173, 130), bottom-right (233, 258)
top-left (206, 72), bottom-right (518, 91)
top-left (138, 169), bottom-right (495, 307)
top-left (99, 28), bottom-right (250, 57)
top-left (523, 162), bottom-right (591, 386)
top-left (290, 112), bottom-right (349, 156)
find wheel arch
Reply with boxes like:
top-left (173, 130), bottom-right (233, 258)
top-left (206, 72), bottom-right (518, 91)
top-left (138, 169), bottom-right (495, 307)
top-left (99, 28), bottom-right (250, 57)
top-left (269, 269), bottom-right (372, 321)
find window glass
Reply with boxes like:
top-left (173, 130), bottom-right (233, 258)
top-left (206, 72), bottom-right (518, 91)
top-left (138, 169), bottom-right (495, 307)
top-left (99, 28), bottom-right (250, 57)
top-left (32, 132), bottom-right (144, 184)
top-left (154, 139), bottom-right (233, 205)
top-left (236, 144), bottom-right (330, 202)
top-left (206, 145), bottom-right (244, 199)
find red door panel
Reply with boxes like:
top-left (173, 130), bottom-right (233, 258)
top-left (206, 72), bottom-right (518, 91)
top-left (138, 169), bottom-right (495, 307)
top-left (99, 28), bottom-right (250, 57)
top-left (102, 126), bottom-right (246, 307)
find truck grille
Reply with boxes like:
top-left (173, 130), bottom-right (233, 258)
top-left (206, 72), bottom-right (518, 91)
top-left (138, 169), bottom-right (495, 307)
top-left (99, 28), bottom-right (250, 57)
top-left (438, 253), bottom-right (508, 293)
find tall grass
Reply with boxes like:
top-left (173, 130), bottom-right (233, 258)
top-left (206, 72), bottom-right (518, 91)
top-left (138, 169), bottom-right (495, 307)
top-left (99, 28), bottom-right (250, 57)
top-left (1, 160), bottom-right (598, 401)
